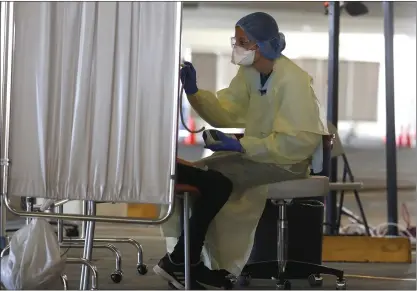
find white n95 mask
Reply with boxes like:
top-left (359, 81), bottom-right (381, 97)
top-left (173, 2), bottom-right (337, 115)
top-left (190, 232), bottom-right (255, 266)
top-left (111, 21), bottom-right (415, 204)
top-left (231, 46), bottom-right (255, 66)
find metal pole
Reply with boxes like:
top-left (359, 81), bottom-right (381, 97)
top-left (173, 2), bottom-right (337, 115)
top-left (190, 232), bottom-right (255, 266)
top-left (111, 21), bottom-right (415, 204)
top-left (25, 197), bottom-right (34, 224)
top-left (325, 1), bottom-right (340, 235)
top-left (57, 205), bottom-right (64, 242)
top-left (383, 1), bottom-right (398, 236)
top-left (342, 154), bottom-right (371, 236)
top-left (0, 1), bottom-right (13, 250)
top-left (80, 201), bottom-right (97, 290)
top-left (0, 1), bottom-right (4, 251)
top-left (81, 200), bottom-right (88, 238)
top-left (183, 194), bottom-right (191, 290)
top-left (276, 201), bottom-right (287, 276)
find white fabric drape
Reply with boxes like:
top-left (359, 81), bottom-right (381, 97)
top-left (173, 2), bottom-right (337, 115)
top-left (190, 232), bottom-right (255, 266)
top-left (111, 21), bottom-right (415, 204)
top-left (8, 2), bottom-right (181, 204)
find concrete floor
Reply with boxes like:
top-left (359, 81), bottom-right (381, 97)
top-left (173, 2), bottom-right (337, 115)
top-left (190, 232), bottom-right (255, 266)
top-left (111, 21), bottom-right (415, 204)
top-left (60, 228), bottom-right (416, 290)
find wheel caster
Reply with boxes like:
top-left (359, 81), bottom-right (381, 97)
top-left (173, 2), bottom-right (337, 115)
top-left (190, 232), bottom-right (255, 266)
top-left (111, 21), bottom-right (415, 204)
top-left (308, 274), bottom-right (323, 287)
top-left (238, 274), bottom-right (251, 287)
top-left (137, 264), bottom-right (148, 275)
top-left (336, 279), bottom-right (347, 290)
top-left (110, 271), bottom-right (123, 283)
top-left (276, 280), bottom-right (291, 290)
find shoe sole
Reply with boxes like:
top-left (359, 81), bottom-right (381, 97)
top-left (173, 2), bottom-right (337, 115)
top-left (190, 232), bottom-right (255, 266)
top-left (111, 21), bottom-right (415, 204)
top-left (153, 265), bottom-right (185, 290)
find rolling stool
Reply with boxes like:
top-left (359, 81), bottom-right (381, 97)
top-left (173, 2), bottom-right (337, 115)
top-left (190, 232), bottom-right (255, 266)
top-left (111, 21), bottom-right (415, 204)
top-left (239, 176), bottom-right (346, 290)
top-left (239, 135), bottom-right (346, 290)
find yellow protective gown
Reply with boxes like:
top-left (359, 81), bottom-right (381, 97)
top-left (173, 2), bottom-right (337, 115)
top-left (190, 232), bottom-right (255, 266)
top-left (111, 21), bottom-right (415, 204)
top-left (161, 55), bottom-right (329, 275)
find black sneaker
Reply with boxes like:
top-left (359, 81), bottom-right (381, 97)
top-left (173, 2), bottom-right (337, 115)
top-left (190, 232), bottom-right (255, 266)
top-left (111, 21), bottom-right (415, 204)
top-left (214, 269), bottom-right (234, 280)
top-left (193, 262), bottom-right (234, 290)
top-left (153, 254), bottom-right (188, 289)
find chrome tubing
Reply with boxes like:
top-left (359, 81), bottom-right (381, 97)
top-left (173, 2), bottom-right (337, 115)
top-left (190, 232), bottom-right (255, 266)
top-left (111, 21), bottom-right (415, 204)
top-left (52, 199), bottom-right (71, 208)
top-left (0, 244), bottom-right (9, 257)
top-left (80, 201), bottom-right (96, 290)
top-left (57, 204), bottom-right (145, 267)
top-left (60, 242), bottom-right (123, 274)
top-left (66, 257), bottom-right (98, 290)
top-left (63, 237), bottom-right (144, 267)
top-left (0, 1), bottom-right (14, 251)
top-left (3, 193), bottom-right (174, 225)
top-left (183, 193), bottom-right (191, 290)
top-left (61, 274), bottom-right (69, 290)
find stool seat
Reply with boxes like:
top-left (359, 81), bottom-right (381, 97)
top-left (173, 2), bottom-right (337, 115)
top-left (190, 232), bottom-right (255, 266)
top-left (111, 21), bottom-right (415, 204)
top-left (175, 184), bottom-right (200, 195)
top-left (329, 182), bottom-right (363, 191)
top-left (267, 176), bottom-right (329, 200)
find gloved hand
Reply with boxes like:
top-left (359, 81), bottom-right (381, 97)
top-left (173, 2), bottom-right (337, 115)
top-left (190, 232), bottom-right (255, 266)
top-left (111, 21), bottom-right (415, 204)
top-left (205, 131), bottom-right (244, 153)
top-left (180, 61), bottom-right (198, 95)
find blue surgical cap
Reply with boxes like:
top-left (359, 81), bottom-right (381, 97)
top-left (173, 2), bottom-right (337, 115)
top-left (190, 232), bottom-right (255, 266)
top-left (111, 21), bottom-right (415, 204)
top-left (236, 12), bottom-right (286, 60)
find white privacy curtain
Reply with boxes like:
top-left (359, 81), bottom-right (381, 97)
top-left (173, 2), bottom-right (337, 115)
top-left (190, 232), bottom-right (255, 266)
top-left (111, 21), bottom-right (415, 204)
top-left (8, 2), bottom-right (181, 204)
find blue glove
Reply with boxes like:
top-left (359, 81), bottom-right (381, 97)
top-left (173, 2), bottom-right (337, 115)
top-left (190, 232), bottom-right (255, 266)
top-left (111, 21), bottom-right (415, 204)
top-left (205, 131), bottom-right (244, 153)
top-left (180, 61), bottom-right (198, 95)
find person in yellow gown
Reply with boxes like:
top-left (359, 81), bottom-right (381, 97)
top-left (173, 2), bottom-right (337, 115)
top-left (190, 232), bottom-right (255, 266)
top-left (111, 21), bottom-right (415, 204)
top-left (156, 11), bottom-right (328, 290)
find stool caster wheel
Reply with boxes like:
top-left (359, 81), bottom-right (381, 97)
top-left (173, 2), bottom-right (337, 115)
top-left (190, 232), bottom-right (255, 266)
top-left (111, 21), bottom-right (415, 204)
top-left (276, 280), bottom-right (291, 290)
top-left (137, 264), bottom-right (148, 275)
top-left (336, 279), bottom-right (347, 290)
top-left (111, 271), bottom-right (123, 283)
top-left (308, 274), bottom-right (323, 287)
top-left (238, 274), bottom-right (251, 287)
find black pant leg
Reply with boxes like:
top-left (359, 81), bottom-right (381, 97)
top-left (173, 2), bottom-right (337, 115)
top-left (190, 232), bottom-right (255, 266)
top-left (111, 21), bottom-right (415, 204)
top-left (171, 163), bottom-right (233, 263)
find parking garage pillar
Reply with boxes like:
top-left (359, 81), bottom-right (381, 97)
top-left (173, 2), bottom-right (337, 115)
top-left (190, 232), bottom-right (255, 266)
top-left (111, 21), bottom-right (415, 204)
top-left (325, 1), bottom-right (340, 235)
top-left (383, 1), bottom-right (399, 236)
